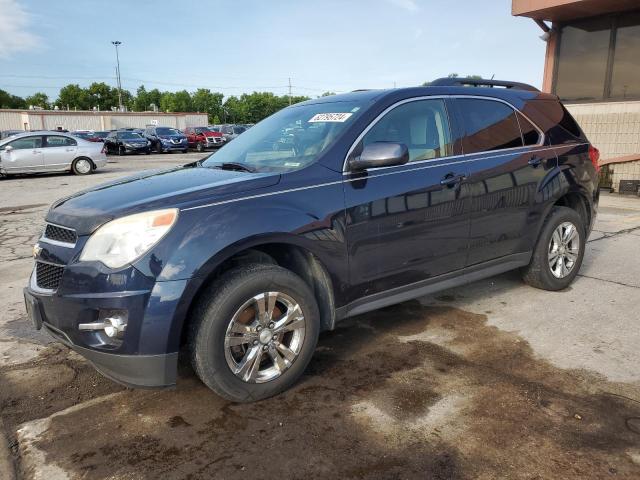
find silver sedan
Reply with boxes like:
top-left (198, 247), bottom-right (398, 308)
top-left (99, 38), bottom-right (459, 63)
top-left (0, 132), bottom-right (107, 176)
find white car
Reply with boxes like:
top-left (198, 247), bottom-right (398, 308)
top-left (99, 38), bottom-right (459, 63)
top-left (0, 132), bottom-right (107, 176)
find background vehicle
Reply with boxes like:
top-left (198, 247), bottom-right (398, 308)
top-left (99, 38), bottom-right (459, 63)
top-left (104, 130), bottom-right (151, 155)
top-left (183, 126), bottom-right (225, 152)
top-left (210, 124), bottom-right (247, 142)
top-left (0, 132), bottom-right (106, 175)
top-left (25, 79), bottom-right (599, 402)
top-left (93, 131), bottom-right (110, 142)
top-left (143, 126), bottom-right (188, 153)
top-left (72, 131), bottom-right (102, 142)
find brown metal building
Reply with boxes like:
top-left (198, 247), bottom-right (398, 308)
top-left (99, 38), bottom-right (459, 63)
top-left (513, 0), bottom-right (640, 192)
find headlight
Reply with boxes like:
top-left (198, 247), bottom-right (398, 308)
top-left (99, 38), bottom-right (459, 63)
top-left (124, 143), bottom-right (132, 147)
top-left (80, 209), bottom-right (178, 268)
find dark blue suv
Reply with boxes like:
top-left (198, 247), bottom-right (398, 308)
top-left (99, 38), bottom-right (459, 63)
top-left (24, 78), bottom-right (600, 402)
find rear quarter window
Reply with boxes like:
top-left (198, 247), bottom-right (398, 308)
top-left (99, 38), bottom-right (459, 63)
top-left (521, 99), bottom-right (586, 143)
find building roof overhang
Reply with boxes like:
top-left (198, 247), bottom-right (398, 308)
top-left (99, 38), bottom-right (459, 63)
top-left (512, 0), bottom-right (639, 22)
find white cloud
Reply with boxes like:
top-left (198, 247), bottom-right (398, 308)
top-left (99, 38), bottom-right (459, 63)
top-left (385, 0), bottom-right (420, 12)
top-left (0, 0), bottom-right (41, 58)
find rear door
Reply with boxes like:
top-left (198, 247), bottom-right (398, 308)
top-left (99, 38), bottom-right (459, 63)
top-left (344, 97), bottom-right (471, 300)
top-left (0, 136), bottom-right (44, 172)
top-left (452, 97), bottom-right (556, 265)
top-left (43, 135), bottom-right (78, 170)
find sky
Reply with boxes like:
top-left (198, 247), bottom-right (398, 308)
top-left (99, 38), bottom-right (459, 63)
top-left (0, 0), bottom-right (546, 100)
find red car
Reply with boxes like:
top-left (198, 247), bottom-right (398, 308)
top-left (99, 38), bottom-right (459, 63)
top-left (183, 127), bottom-right (226, 152)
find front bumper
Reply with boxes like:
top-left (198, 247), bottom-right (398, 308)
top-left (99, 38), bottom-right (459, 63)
top-left (124, 145), bottom-right (150, 153)
top-left (24, 260), bottom-right (188, 388)
top-left (160, 141), bottom-right (188, 151)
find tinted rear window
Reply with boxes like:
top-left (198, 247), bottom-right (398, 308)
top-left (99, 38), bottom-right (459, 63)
top-left (456, 98), bottom-right (523, 154)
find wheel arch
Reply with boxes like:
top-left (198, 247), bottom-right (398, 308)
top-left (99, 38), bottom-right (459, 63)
top-left (177, 238), bottom-right (337, 351)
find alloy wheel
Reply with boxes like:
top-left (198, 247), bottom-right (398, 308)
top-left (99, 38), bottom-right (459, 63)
top-left (75, 159), bottom-right (91, 174)
top-left (224, 291), bottom-right (306, 384)
top-left (548, 221), bottom-right (580, 278)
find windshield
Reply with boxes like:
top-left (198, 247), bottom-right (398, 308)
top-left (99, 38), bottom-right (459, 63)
top-left (195, 127), bottom-right (212, 134)
top-left (118, 132), bottom-right (143, 139)
top-left (156, 127), bottom-right (181, 136)
top-left (202, 101), bottom-right (364, 173)
top-left (232, 126), bottom-right (246, 134)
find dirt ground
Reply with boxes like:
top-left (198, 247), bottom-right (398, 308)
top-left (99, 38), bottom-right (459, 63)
top-left (1, 156), bottom-right (640, 479)
top-left (2, 302), bottom-right (640, 479)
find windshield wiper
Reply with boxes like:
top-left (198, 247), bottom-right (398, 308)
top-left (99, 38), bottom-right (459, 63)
top-left (213, 162), bottom-right (256, 173)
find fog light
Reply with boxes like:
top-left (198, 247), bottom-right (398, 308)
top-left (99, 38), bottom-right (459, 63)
top-left (78, 309), bottom-right (128, 339)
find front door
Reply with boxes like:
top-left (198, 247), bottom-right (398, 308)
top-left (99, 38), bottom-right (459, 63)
top-left (452, 97), bottom-right (557, 265)
top-left (43, 135), bottom-right (78, 170)
top-left (0, 136), bottom-right (44, 173)
top-left (344, 98), bottom-right (470, 301)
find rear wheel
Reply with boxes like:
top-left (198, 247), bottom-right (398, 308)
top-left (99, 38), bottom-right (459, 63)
top-left (189, 264), bottom-right (320, 402)
top-left (521, 206), bottom-right (585, 291)
top-left (72, 157), bottom-right (93, 175)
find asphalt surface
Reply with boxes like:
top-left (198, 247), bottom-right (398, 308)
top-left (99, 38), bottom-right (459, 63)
top-left (1, 155), bottom-right (639, 479)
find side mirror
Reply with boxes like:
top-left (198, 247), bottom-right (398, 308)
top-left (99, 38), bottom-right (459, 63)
top-left (349, 142), bottom-right (409, 171)
top-left (3, 145), bottom-right (13, 152)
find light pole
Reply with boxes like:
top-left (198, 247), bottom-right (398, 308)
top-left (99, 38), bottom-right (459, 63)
top-left (111, 41), bottom-right (123, 111)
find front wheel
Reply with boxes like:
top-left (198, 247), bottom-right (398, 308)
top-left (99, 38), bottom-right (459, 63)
top-left (188, 264), bottom-right (320, 402)
top-left (118, 146), bottom-right (125, 156)
top-left (155, 143), bottom-right (163, 154)
top-left (196, 142), bottom-right (205, 153)
top-left (521, 206), bottom-right (585, 291)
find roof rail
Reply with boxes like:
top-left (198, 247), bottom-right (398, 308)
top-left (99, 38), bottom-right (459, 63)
top-left (429, 77), bottom-right (540, 92)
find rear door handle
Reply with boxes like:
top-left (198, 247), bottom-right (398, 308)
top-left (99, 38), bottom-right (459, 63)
top-left (440, 173), bottom-right (466, 186)
top-left (528, 156), bottom-right (542, 167)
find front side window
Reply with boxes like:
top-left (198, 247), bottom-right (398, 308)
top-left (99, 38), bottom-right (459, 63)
top-left (201, 100), bottom-right (365, 173)
top-left (156, 127), bottom-right (181, 136)
top-left (45, 136), bottom-right (76, 147)
top-left (361, 99), bottom-right (453, 162)
top-left (7, 136), bottom-right (43, 150)
top-left (456, 98), bottom-right (523, 154)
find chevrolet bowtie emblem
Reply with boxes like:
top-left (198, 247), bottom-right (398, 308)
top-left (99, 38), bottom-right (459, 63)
top-left (33, 244), bottom-right (42, 258)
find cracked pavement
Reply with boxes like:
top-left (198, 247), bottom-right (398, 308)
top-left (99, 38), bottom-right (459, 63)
top-left (1, 158), bottom-right (640, 479)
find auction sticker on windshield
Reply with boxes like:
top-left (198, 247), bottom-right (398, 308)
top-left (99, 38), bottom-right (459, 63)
top-left (308, 112), bottom-right (353, 123)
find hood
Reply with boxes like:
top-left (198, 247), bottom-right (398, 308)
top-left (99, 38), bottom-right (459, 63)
top-left (123, 138), bottom-right (147, 143)
top-left (46, 166), bottom-right (281, 235)
top-left (159, 134), bottom-right (185, 140)
top-left (202, 131), bottom-right (223, 138)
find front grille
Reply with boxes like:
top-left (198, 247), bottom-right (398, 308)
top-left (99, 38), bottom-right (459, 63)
top-left (44, 223), bottom-right (77, 245)
top-left (36, 262), bottom-right (64, 290)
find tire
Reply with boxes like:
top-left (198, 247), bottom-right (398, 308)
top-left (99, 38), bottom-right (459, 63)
top-left (118, 146), bottom-right (125, 156)
top-left (196, 142), bottom-right (204, 153)
top-left (155, 142), bottom-right (163, 154)
top-left (521, 206), bottom-right (585, 291)
top-left (188, 264), bottom-right (320, 402)
top-left (145, 148), bottom-right (151, 155)
top-left (71, 157), bottom-right (93, 175)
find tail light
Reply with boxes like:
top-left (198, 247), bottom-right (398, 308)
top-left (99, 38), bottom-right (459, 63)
top-left (589, 145), bottom-right (600, 172)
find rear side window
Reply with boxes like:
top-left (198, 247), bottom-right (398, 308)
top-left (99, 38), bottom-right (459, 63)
top-left (517, 113), bottom-right (541, 146)
top-left (362, 99), bottom-right (453, 162)
top-left (456, 98), bottom-right (523, 154)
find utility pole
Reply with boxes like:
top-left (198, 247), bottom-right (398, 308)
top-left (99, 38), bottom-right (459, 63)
top-left (111, 41), bottom-right (123, 111)
top-left (288, 77), bottom-right (292, 106)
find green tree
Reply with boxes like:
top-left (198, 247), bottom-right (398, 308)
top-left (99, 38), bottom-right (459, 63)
top-left (56, 84), bottom-right (90, 110)
top-left (172, 90), bottom-right (193, 112)
top-left (86, 82), bottom-right (119, 110)
top-left (0, 89), bottom-right (26, 109)
top-left (24, 92), bottom-right (50, 109)
top-left (320, 91), bottom-right (336, 97)
top-left (192, 88), bottom-right (224, 123)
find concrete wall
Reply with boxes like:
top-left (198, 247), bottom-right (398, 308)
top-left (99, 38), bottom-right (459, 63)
top-left (566, 101), bottom-right (640, 191)
top-left (0, 110), bottom-right (208, 132)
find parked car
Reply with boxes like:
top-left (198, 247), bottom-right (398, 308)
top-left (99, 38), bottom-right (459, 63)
top-left (93, 131), bottom-right (110, 142)
top-left (104, 131), bottom-right (151, 155)
top-left (25, 79), bottom-right (599, 402)
top-left (72, 131), bottom-right (102, 142)
top-left (183, 126), bottom-right (226, 152)
top-left (210, 124), bottom-right (247, 142)
top-left (1, 130), bottom-right (24, 140)
top-left (143, 126), bottom-right (188, 153)
top-left (1, 131), bottom-right (106, 176)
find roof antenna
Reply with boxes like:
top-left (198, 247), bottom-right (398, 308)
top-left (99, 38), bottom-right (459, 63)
top-left (491, 74), bottom-right (495, 80)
